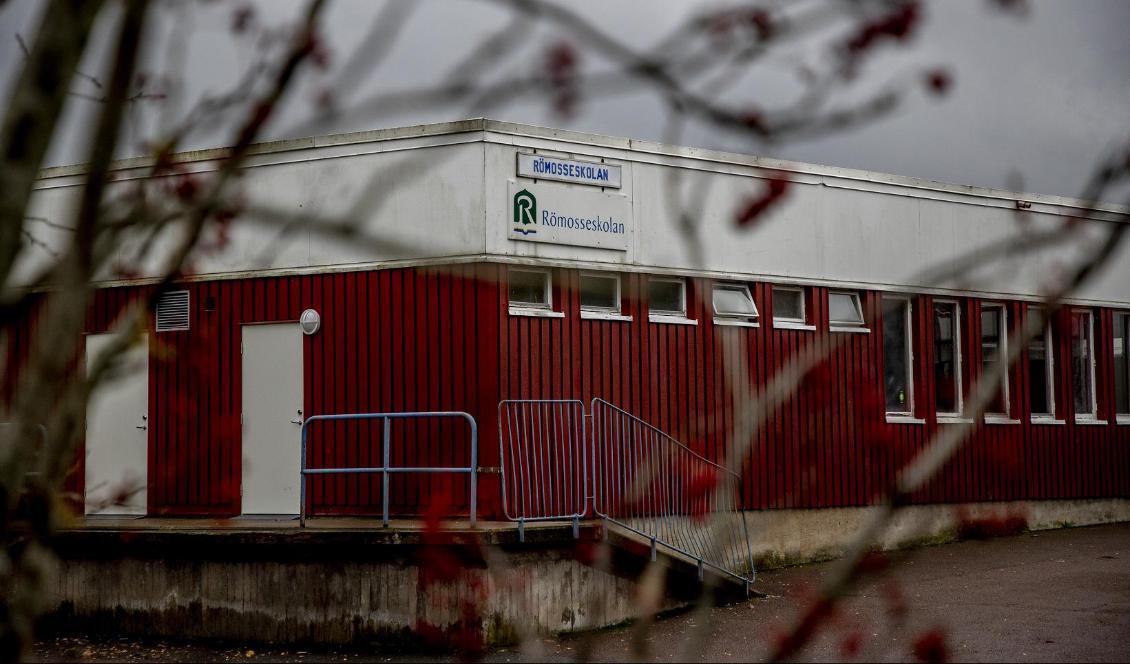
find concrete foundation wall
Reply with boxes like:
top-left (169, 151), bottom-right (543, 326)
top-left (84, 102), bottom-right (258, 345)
top-left (43, 499), bottom-right (1130, 647)
top-left (741, 498), bottom-right (1130, 569)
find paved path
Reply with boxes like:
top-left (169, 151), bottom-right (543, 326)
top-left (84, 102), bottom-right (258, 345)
top-left (32, 523), bottom-right (1130, 662)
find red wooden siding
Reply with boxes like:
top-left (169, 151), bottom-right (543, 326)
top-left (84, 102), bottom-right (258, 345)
top-left (2, 262), bottom-right (1126, 518)
top-left (499, 268), bottom-right (1130, 512)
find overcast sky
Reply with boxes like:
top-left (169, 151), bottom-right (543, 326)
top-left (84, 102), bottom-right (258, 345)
top-left (3, 0), bottom-right (1128, 201)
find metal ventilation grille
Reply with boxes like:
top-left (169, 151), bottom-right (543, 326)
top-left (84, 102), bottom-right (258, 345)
top-left (155, 290), bottom-right (190, 332)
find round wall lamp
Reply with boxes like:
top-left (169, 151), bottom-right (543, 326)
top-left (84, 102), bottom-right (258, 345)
top-left (299, 308), bottom-right (321, 335)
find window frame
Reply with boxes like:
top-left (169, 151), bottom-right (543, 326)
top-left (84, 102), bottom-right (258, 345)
top-left (932, 299), bottom-right (965, 419)
top-left (647, 277), bottom-right (695, 324)
top-left (711, 282), bottom-right (759, 328)
top-left (882, 295), bottom-right (917, 420)
top-left (507, 268), bottom-right (562, 318)
top-left (579, 271), bottom-right (629, 320)
top-left (828, 291), bottom-right (868, 333)
top-left (772, 286), bottom-right (812, 330)
top-left (1028, 306), bottom-right (1058, 423)
top-left (1070, 309), bottom-right (1100, 423)
top-left (980, 303), bottom-right (1011, 420)
top-left (1115, 311), bottom-right (1130, 423)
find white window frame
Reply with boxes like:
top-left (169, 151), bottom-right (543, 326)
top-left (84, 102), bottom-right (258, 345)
top-left (648, 277), bottom-right (695, 325)
top-left (508, 268), bottom-right (563, 318)
top-left (579, 272), bottom-right (630, 321)
top-left (933, 299), bottom-right (965, 420)
top-left (712, 282), bottom-right (759, 328)
top-left (882, 295), bottom-right (919, 422)
top-left (1071, 309), bottom-right (1101, 423)
top-left (980, 304), bottom-right (1011, 420)
top-left (828, 291), bottom-right (868, 333)
top-left (772, 286), bottom-right (813, 330)
top-left (1029, 307), bottom-right (1059, 423)
top-left (1116, 311), bottom-right (1130, 424)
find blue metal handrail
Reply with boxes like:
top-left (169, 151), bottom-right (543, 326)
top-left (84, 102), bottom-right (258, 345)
top-left (299, 411), bottom-right (478, 528)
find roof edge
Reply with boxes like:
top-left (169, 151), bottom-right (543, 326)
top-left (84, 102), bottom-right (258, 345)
top-left (34, 117), bottom-right (1128, 216)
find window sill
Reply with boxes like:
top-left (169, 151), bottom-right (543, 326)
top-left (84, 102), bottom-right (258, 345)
top-left (829, 326), bottom-right (871, 334)
top-left (1031, 416), bottom-right (1066, 425)
top-left (984, 416), bottom-right (1021, 425)
top-left (581, 310), bottom-right (632, 322)
top-left (649, 314), bottom-right (698, 326)
top-left (1118, 415), bottom-right (1130, 425)
top-left (885, 414), bottom-right (925, 424)
top-left (713, 318), bottom-right (759, 328)
top-left (937, 416), bottom-right (976, 425)
top-left (1074, 417), bottom-right (1108, 426)
top-left (773, 321), bottom-right (816, 331)
top-left (509, 306), bottom-right (564, 319)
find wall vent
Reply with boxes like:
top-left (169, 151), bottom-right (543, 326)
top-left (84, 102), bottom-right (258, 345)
top-left (155, 290), bottom-right (190, 332)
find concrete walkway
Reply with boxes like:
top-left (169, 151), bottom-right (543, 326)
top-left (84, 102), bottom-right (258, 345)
top-left (31, 523), bottom-right (1130, 662)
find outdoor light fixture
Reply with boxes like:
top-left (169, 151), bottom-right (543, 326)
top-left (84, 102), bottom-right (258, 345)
top-left (299, 308), bottom-right (321, 335)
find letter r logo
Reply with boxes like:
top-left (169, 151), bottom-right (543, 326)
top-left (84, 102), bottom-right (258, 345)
top-left (513, 189), bottom-right (537, 232)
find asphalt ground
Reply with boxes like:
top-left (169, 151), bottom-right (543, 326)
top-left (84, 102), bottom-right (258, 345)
top-left (30, 522), bottom-right (1130, 662)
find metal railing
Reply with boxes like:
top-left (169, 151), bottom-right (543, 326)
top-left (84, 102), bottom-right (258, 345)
top-left (497, 400), bottom-right (587, 538)
top-left (495, 398), bottom-right (756, 587)
top-left (299, 411), bottom-right (477, 528)
top-left (589, 399), bottom-right (755, 587)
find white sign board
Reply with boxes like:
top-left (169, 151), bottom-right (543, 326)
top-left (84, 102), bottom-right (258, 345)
top-left (517, 153), bottom-right (622, 189)
top-left (509, 181), bottom-right (631, 251)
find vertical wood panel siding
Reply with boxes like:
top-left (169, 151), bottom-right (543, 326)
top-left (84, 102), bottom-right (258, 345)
top-left (500, 271), bottom-right (1129, 514)
top-left (2, 262), bottom-right (1126, 518)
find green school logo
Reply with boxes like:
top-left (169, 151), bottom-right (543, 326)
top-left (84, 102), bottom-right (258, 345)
top-left (513, 189), bottom-right (537, 235)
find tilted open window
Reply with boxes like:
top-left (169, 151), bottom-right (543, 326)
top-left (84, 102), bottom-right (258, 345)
top-left (712, 283), bottom-right (758, 327)
top-left (829, 291), bottom-right (866, 332)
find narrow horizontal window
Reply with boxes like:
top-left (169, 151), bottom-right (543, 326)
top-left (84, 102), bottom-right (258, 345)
top-left (1071, 310), bottom-right (1097, 420)
top-left (1115, 312), bottom-right (1129, 416)
top-left (712, 283), bottom-right (758, 322)
top-left (829, 291), bottom-right (865, 329)
top-left (980, 304), bottom-right (1009, 417)
top-left (882, 297), bottom-right (914, 415)
top-left (1028, 307), bottom-right (1055, 418)
top-left (579, 273), bottom-right (620, 314)
top-left (509, 269), bottom-right (551, 309)
top-left (773, 287), bottom-right (806, 325)
top-left (648, 278), bottom-right (687, 317)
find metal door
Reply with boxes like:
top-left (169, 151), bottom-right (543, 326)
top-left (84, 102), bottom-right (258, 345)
top-left (241, 323), bottom-right (304, 515)
top-left (85, 333), bottom-right (149, 515)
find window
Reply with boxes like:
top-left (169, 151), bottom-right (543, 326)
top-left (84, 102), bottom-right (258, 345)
top-left (773, 287), bottom-right (808, 327)
top-left (712, 283), bottom-right (758, 325)
top-left (579, 272), bottom-right (622, 315)
top-left (933, 301), bottom-right (962, 416)
top-left (829, 291), bottom-right (866, 331)
top-left (1028, 307), bottom-right (1056, 419)
top-left (508, 269), bottom-right (551, 310)
top-left (648, 278), bottom-right (687, 318)
top-left (882, 297), bottom-right (914, 415)
top-left (1115, 312), bottom-right (1129, 418)
top-left (980, 305), bottom-right (1009, 416)
top-left (155, 290), bottom-right (190, 332)
top-left (1070, 310), bottom-right (1097, 420)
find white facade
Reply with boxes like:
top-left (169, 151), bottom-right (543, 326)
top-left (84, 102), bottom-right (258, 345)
top-left (24, 118), bottom-right (1130, 306)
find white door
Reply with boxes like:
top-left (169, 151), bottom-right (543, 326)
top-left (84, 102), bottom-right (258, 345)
top-left (241, 323), bottom-right (304, 515)
top-left (85, 333), bottom-right (149, 515)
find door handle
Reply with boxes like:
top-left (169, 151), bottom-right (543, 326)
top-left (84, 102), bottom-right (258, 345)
top-left (137, 415), bottom-right (147, 430)
top-left (135, 425), bottom-right (147, 430)
top-left (290, 409), bottom-right (303, 425)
